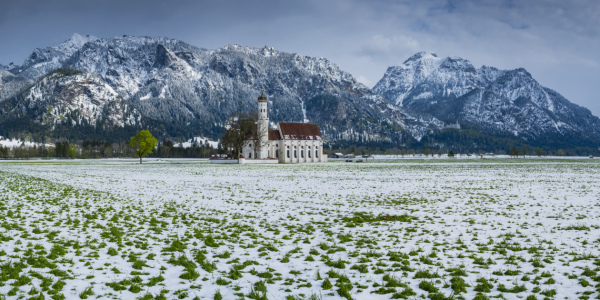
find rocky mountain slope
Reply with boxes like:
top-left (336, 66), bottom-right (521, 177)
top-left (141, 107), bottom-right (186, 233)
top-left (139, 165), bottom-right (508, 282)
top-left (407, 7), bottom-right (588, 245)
top-left (0, 69), bottom-right (32, 101)
top-left (2, 36), bottom-right (598, 150)
top-left (1, 34), bottom-right (441, 144)
top-left (2, 69), bottom-right (139, 127)
top-left (0, 68), bottom-right (141, 141)
top-left (374, 52), bottom-right (600, 145)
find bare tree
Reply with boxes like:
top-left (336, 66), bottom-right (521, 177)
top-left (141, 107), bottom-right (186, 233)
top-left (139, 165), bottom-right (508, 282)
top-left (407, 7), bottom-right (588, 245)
top-left (221, 112), bottom-right (254, 161)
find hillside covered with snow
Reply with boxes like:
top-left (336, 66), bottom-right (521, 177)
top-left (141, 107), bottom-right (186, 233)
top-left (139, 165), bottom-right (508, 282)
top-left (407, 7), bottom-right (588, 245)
top-left (1, 35), bottom-right (599, 150)
top-left (374, 52), bottom-right (600, 147)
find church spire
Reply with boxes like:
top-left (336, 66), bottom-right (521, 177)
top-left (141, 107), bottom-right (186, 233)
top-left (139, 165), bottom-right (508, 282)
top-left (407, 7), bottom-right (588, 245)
top-left (258, 90), bottom-right (268, 102)
top-left (257, 89), bottom-right (269, 158)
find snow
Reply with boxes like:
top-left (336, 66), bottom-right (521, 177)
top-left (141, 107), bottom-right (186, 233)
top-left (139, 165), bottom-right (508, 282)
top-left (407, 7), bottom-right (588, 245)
top-left (61, 33), bottom-right (99, 52)
top-left (0, 136), bottom-right (52, 149)
top-left (19, 72), bottom-right (137, 128)
top-left (0, 159), bottom-right (598, 299)
top-left (413, 92), bottom-right (432, 100)
top-left (301, 99), bottom-right (309, 123)
top-left (177, 136), bottom-right (219, 149)
top-left (8, 34), bottom-right (449, 144)
top-left (159, 85), bottom-right (168, 99)
top-left (374, 51), bottom-right (600, 140)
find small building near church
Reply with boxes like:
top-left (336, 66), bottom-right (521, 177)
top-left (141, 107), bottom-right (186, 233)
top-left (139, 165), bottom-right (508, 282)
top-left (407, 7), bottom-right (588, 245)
top-left (330, 153), bottom-right (344, 158)
top-left (242, 92), bottom-right (327, 163)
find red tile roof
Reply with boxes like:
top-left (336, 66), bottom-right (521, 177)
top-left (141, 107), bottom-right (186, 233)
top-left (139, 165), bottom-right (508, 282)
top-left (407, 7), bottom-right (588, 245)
top-left (268, 130), bottom-right (281, 140)
top-left (279, 122), bottom-right (322, 140)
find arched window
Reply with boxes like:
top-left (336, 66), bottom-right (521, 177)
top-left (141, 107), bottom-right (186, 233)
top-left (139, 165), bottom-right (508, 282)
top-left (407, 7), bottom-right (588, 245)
top-left (301, 150), bottom-right (304, 158)
top-left (249, 152), bottom-right (252, 158)
top-left (287, 150), bottom-right (290, 158)
top-left (294, 150), bottom-right (297, 158)
top-left (276, 150), bottom-right (279, 158)
top-left (308, 150), bottom-right (311, 158)
top-left (316, 150), bottom-right (319, 158)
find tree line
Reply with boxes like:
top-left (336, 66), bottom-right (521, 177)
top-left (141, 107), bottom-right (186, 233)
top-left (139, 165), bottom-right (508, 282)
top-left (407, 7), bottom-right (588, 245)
top-left (1, 116), bottom-right (598, 160)
top-left (328, 144), bottom-right (592, 158)
top-left (0, 138), bottom-right (218, 160)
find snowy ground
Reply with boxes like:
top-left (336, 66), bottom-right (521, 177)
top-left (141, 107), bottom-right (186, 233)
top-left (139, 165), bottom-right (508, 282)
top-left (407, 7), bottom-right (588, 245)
top-left (0, 136), bottom-right (52, 149)
top-left (0, 159), bottom-right (599, 300)
top-left (175, 137), bottom-right (219, 149)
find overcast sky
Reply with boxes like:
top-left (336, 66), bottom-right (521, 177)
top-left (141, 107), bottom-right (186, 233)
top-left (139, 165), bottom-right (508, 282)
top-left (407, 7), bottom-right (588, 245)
top-left (1, 0), bottom-right (598, 116)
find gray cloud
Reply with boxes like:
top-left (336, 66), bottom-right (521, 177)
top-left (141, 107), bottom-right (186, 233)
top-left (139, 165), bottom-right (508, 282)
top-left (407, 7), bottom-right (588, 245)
top-left (0, 0), bottom-right (598, 116)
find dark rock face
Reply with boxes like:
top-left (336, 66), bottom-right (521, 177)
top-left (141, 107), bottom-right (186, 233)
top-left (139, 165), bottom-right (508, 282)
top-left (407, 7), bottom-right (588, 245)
top-left (153, 45), bottom-right (178, 68)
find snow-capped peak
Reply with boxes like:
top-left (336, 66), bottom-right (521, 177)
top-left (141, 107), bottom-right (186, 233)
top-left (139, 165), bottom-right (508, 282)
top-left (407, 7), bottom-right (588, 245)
top-left (67, 33), bottom-right (98, 47)
top-left (57, 33), bottom-right (99, 55)
top-left (403, 51), bottom-right (439, 64)
top-left (374, 52), bottom-right (600, 142)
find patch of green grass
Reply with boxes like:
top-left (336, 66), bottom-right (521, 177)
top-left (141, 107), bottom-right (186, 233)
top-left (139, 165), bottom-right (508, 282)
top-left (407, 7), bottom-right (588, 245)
top-left (419, 280), bottom-right (438, 293)
top-left (497, 283), bottom-right (527, 293)
top-left (474, 277), bottom-right (494, 293)
top-left (450, 276), bottom-right (469, 293)
top-left (414, 269), bottom-right (440, 279)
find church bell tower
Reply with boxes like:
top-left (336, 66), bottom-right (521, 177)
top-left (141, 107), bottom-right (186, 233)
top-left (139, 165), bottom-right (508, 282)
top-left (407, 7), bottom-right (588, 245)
top-left (257, 91), bottom-right (269, 158)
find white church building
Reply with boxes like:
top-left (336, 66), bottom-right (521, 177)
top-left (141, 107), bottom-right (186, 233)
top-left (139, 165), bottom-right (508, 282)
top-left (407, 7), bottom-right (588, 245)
top-left (242, 92), bottom-right (327, 163)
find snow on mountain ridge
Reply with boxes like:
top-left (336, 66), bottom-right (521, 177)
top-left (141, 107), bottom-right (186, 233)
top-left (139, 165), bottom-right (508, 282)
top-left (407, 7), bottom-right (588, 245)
top-left (7, 71), bottom-right (141, 128)
top-left (3, 34), bottom-right (444, 143)
top-left (374, 52), bottom-right (600, 141)
top-left (58, 33), bottom-right (99, 56)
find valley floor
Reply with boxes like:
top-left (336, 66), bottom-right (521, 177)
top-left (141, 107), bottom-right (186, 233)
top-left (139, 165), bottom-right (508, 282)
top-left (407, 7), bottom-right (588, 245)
top-left (0, 159), bottom-right (599, 299)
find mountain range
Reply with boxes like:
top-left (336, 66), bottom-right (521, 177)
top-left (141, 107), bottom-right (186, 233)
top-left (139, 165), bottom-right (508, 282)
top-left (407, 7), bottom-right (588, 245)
top-left (374, 52), bottom-right (600, 149)
top-left (1, 34), bottom-right (598, 152)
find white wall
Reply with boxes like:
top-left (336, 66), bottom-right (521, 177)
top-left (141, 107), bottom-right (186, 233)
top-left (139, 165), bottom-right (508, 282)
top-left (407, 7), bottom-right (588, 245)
top-left (280, 139), bottom-right (326, 163)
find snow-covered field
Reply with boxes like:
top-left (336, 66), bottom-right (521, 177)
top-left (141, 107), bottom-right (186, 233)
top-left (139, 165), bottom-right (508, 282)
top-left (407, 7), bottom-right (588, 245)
top-left (0, 159), bottom-right (599, 300)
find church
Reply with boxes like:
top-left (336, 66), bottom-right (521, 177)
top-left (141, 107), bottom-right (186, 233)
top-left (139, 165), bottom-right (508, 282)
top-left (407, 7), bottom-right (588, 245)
top-left (241, 92), bottom-right (327, 163)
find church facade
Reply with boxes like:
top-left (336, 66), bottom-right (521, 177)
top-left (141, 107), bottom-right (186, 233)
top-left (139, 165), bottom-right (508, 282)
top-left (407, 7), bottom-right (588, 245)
top-left (242, 93), bottom-right (327, 163)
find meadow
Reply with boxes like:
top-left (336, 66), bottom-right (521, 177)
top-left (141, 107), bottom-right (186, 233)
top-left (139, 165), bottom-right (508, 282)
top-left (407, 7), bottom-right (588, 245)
top-left (0, 158), bottom-right (599, 300)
